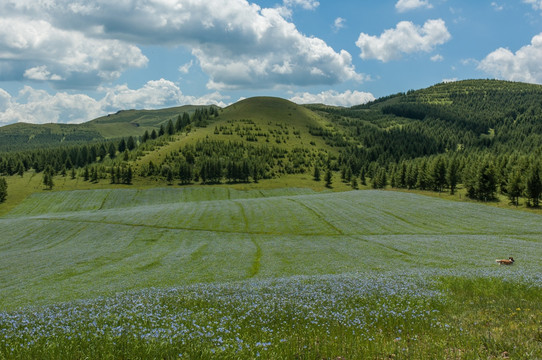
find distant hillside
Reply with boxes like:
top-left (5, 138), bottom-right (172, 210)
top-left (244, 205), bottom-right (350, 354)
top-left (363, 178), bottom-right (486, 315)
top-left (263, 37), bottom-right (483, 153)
top-left (0, 105), bottom-right (216, 152)
top-left (1, 80), bottom-right (542, 208)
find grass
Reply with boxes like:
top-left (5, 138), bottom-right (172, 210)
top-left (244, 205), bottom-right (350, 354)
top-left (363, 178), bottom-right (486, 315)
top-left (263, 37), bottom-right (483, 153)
top-left (1, 186), bottom-right (541, 358)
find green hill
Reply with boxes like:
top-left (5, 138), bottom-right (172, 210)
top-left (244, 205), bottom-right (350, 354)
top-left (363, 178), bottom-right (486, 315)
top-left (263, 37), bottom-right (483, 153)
top-left (0, 105), bottom-right (215, 152)
top-left (1, 80), bottom-right (542, 210)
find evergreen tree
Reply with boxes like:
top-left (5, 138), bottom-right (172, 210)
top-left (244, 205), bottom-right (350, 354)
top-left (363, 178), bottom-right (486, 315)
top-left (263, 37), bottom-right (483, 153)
top-left (70, 167), bottom-right (76, 180)
top-left (431, 157), bottom-right (447, 192)
top-left (166, 119), bottom-right (175, 135)
top-left (108, 143), bottom-right (117, 159)
top-left (126, 136), bottom-right (136, 151)
top-left (83, 166), bottom-right (90, 181)
top-left (150, 129), bottom-right (158, 140)
top-left (313, 165), bottom-right (321, 181)
top-left (90, 166), bottom-right (98, 183)
top-left (447, 158), bottom-right (459, 195)
top-left (141, 130), bottom-right (150, 143)
top-left (525, 164), bottom-right (542, 207)
top-left (178, 161), bottom-right (193, 184)
top-left (360, 168), bottom-right (367, 186)
top-left (110, 167), bottom-right (116, 184)
top-left (351, 176), bottom-right (358, 189)
top-left (158, 124), bottom-right (165, 137)
top-left (0, 177), bottom-right (7, 203)
top-left (507, 170), bottom-right (523, 206)
top-left (118, 138), bottom-right (126, 153)
top-left (43, 167), bottom-right (54, 190)
top-left (175, 115), bottom-right (183, 132)
top-left (471, 162), bottom-right (497, 201)
top-left (324, 168), bottom-right (333, 188)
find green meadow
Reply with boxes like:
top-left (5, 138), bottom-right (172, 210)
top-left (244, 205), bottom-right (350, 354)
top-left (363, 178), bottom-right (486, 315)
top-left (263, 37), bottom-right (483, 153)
top-left (1, 187), bottom-right (541, 358)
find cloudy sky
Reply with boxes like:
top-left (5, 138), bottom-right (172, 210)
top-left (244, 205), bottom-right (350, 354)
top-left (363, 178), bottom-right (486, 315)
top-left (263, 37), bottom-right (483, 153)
top-left (1, 0), bottom-right (542, 125)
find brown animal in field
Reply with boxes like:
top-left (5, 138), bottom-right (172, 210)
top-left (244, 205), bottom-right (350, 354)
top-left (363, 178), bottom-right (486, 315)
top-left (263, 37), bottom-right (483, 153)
top-left (495, 257), bottom-right (514, 265)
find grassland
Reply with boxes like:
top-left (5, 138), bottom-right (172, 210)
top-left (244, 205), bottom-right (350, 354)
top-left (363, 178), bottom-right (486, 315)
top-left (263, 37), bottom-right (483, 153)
top-left (0, 186), bottom-right (541, 358)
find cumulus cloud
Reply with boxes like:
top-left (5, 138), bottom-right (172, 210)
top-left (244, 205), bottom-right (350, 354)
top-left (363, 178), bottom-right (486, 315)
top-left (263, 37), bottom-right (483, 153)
top-left (0, 80), bottom-right (229, 125)
top-left (524, 0), bottom-right (542, 11)
top-left (356, 19), bottom-right (451, 62)
top-left (430, 54), bottom-right (444, 62)
top-left (0, 17), bottom-right (148, 88)
top-left (478, 33), bottom-right (542, 84)
top-left (395, 0), bottom-right (433, 12)
top-left (289, 90), bottom-right (375, 107)
top-left (0, 0), bottom-right (360, 90)
top-left (24, 66), bottom-right (64, 81)
top-left (333, 17), bottom-right (346, 32)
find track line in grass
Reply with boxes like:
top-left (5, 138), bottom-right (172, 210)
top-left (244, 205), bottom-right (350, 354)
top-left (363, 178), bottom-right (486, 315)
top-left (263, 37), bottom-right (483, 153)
top-left (98, 190), bottom-right (112, 210)
top-left (286, 198), bottom-right (343, 235)
top-left (248, 237), bottom-right (261, 278)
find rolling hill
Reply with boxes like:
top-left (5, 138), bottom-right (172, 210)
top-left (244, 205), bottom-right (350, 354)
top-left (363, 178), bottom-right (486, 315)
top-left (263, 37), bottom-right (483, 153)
top-left (0, 105), bottom-right (216, 152)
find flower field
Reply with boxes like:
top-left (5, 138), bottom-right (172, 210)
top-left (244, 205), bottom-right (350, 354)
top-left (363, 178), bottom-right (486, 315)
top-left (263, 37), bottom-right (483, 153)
top-left (0, 188), bottom-right (541, 358)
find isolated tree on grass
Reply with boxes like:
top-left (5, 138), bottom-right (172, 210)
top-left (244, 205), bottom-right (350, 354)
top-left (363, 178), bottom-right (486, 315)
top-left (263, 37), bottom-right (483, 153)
top-left (324, 168), bottom-right (333, 188)
top-left (0, 177), bottom-right (7, 203)
top-left (313, 165), bottom-right (321, 181)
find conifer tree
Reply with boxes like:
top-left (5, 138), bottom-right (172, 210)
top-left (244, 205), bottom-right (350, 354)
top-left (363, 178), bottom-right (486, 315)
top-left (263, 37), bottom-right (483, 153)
top-left (0, 177), bottom-right (7, 203)
top-left (313, 165), bottom-right (321, 181)
top-left (525, 164), bottom-right (542, 207)
top-left (324, 168), bottom-right (333, 188)
top-left (507, 170), bottom-right (523, 206)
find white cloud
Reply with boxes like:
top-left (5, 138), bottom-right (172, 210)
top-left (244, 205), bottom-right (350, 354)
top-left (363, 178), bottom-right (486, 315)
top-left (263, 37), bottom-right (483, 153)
top-left (430, 54), bottom-right (444, 62)
top-left (0, 0), bottom-right (358, 90)
top-left (178, 60), bottom-right (194, 74)
top-left (24, 66), bottom-right (64, 81)
top-left (0, 81), bottom-right (229, 125)
top-left (356, 19), bottom-right (451, 62)
top-left (524, 0), bottom-right (542, 11)
top-left (442, 78), bottom-right (458, 83)
top-left (290, 90), bottom-right (375, 107)
top-left (491, 2), bottom-right (504, 11)
top-left (0, 17), bottom-right (148, 88)
top-left (395, 0), bottom-right (433, 12)
top-left (478, 33), bottom-right (542, 84)
top-left (283, 0), bottom-right (320, 10)
top-left (333, 17), bottom-right (346, 32)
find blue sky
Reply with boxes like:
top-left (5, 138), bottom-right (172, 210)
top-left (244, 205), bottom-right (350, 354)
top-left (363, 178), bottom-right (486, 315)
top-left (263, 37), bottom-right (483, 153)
top-left (1, 0), bottom-right (542, 125)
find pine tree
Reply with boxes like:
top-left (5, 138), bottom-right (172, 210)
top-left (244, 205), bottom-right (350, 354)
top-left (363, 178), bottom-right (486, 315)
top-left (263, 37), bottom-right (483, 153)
top-left (447, 158), bottom-right (459, 195)
top-left (166, 119), bottom-right (175, 135)
top-left (324, 168), bottom-right (333, 188)
top-left (126, 136), bottom-right (136, 151)
top-left (507, 170), bottom-right (523, 206)
top-left (43, 167), bottom-right (54, 190)
top-left (0, 177), bottom-right (7, 203)
top-left (313, 165), bottom-right (321, 181)
top-left (118, 139), bottom-right (126, 153)
top-left (525, 164), bottom-right (542, 207)
top-left (108, 143), bottom-right (117, 159)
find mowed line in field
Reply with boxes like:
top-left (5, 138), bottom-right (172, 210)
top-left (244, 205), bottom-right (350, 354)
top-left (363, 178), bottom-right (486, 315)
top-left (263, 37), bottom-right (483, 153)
top-left (1, 188), bottom-right (541, 309)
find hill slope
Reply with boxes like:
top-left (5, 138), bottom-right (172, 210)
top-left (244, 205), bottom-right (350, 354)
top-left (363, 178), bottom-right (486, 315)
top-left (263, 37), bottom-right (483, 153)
top-left (0, 105), bottom-right (215, 152)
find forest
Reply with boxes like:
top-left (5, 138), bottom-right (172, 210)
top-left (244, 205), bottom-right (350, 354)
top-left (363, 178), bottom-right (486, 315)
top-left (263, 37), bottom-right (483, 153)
top-left (0, 79), bottom-right (541, 207)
